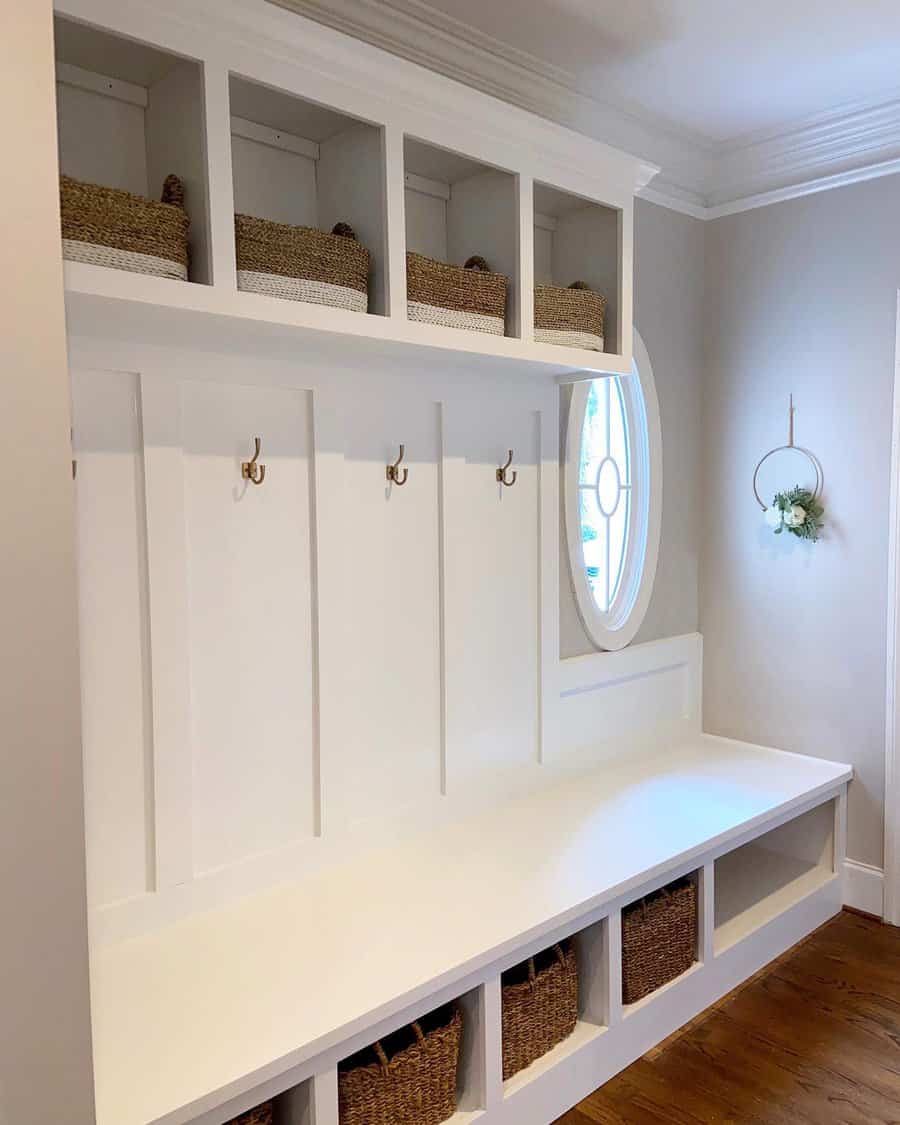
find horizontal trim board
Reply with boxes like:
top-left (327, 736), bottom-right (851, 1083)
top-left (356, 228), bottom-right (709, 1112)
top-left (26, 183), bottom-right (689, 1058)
top-left (404, 171), bottom-right (451, 200)
top-left (559, 632), bottom-right (701, 697)
top-left (56, 61), bottom-right (148, 107)
top-left (231, 115), bottom-right (320, 159)
top-left (533, 211), bottom-right (557, 232)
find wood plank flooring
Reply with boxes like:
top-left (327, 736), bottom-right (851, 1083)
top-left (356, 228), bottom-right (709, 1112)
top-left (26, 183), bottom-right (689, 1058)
top-left (555, 911), bottom-right (900, 1124)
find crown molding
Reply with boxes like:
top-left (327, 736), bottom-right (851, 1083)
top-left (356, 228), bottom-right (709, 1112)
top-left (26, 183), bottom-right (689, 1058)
top-left (270, 0), bottom-right (900, 220)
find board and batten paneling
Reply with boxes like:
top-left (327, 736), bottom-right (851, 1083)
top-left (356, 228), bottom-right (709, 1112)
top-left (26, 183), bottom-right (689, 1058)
top-left (322, 388), bottom-right (443, 828)
top-left (73, 369), bottom-right (154, 907)
top-left (176, 379), bottom-right (317, 875)
top-left (442, 399), bottom-right (544, 791)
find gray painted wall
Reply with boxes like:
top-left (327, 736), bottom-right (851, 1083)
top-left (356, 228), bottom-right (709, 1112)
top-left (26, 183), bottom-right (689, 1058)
top-left (701, 175), bottom-right (900, 868)
top-left (561, 196), bottom-right (706, 657)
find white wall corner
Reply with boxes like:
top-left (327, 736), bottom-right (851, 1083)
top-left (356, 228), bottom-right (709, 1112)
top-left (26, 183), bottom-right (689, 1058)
top-left (842, 859), bottom-right (885, 918)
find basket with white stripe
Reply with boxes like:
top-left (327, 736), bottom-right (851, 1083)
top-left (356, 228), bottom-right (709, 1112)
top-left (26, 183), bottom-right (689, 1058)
top-left (60, 174), bottom-right (189, 281)
top-left (406, 252), bottom-right (508, 336)
top-left (235, 215), bottom-right (369, 312)
top-left (534, 280), bottom-right (606, 351)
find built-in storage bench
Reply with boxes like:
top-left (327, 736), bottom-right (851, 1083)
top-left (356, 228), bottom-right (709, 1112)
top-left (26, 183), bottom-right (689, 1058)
top-left (88, 738), bottom-right (850, 1125)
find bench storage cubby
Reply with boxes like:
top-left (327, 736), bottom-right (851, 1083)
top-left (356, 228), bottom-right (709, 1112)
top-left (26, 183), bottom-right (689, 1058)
top-left (337, 1002), bottom-right (462, 1125)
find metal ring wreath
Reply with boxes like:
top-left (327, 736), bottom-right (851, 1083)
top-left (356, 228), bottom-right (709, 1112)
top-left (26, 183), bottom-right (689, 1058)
top-left (752, 398), bottom-right (825, 542)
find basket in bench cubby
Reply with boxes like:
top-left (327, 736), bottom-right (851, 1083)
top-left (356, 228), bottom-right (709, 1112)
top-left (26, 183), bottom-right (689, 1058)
top-left (337, 1002), bottom-right (462, 1125)
top-left (501, 939), bottom-right (578, 1080)
top-left (621, 875), bottom-right (698, 1005)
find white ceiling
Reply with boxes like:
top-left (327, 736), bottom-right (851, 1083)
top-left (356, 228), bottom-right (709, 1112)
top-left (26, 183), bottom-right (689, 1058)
top-left (413, 0), bottom-right (900, 144)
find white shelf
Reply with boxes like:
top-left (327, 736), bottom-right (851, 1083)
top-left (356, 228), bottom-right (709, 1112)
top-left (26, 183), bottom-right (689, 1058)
top-left (714, 844), bottom-right (836, 954)
top-left (88, 735), bottom-right (850, 1125)
top-left (63, 261), bottom-right (632, 380)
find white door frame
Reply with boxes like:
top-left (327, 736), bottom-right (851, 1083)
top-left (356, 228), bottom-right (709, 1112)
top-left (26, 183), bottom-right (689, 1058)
top-left (883, 290), bottom-right (900, 925)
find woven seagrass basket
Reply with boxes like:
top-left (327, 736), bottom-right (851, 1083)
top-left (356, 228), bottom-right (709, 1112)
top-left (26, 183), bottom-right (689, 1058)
top-left (60, 173), bottom-right (189, 281)
top-left (407, 252), bottom-right (508, 335)
top-left (621, 876), bottom-right (697, 1005)
top-left (501, 940), bottom-right (578, 1080)
top-left (226, 1101), bottom-right (272, 1125)
top-left (534, 280), bottom-right (606, 351)
top-left (338, 1003), bottom-right (461, 1125)
top-left (235, 215), bottom-right (369, 312)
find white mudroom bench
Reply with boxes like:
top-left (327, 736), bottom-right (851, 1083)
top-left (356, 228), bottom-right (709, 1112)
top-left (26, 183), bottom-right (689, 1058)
top-left (90, 735), bottom-right (850, 1125)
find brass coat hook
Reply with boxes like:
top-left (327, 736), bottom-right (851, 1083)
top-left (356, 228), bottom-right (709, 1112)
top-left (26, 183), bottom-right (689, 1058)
top-left (496, 449), bottom-right (517, 487)
top-left (386, 444), bottom-right (409, 486)
top-left (242, 436), bottom-right (266, 486)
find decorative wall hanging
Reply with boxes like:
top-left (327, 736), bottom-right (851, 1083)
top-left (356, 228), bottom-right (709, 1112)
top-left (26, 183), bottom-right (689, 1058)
top-left (752, 396), bottom-right (824, 541)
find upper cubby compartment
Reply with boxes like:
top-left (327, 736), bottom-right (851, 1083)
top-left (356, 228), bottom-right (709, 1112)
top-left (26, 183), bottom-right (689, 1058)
top-left (229, 76), bottom-right (387, 316)
top-left (54, 15), bottom-right (210, 283)
top-left (404, 138), bottom-right (519, 338)
top-left (533, 183), bottom-right (621, 355)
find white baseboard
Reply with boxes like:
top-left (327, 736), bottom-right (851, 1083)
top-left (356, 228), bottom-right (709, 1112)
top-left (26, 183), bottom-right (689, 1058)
top-left (843, 859), bottom-right (884, 917)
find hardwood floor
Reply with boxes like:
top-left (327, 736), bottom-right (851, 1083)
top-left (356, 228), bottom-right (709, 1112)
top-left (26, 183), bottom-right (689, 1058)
top-left (555, 911), bottom-right (900, 1124)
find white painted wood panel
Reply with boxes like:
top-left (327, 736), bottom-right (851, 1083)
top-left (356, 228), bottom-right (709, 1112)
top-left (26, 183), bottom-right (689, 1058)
top-left (231, 134), bottom-right (318, 228)
top-left (533, 226), bottom-right (553, 286)
top-left (72, 368), bottom-right (153, 906)
top-left (442, 399), bottom-right (541, 792)
top-left (317, 124), bottom-right (387, 316)
top-left (56, 81), bottom-right (148, 195)
top-left (405, 187), bottom-right (447, 262)
top-left (446, 171), bottom-right (518, 335)
top-left (179, 380), bottom-right (317, 874)
top-left (324, 387), bottom-right (442, 828)
top-left (145, 59), bottom-right (211, 283)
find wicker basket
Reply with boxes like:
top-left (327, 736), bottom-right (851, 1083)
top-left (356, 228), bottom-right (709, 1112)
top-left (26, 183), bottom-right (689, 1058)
top-left (60, 174), bottom-right (189, 281)
top-left (621, 876), bottom-right (697, 1005)
top-left (534, 280), bottom-right (606, 351)
top-left (501, 940), bottom-right (578, 1080)
top-left (225, 1102), bottom-right (272, 1125)
top-left (338, 1003), bottom-right (461, 1125)
top-left (407, 252), bottom-right (508, 335)
top-left (235, 215), bottom-right (369, 312)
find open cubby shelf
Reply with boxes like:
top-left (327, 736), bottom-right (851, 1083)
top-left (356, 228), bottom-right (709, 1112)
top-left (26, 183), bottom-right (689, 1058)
top-left (229, 76), bottom-right (387, 317)
top-left (533, 182), bottom-right (621, 354)
top-left (714, 799), bottom-right (837, 954)
top-left (54, 15), bottom-right (211, 284)
top-left (54, 2), bottom-right (640, 381)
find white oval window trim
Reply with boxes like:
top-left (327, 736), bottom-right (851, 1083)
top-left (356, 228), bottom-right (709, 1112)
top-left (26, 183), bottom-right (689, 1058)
top-left (565, 328), bottom-right (662, 651)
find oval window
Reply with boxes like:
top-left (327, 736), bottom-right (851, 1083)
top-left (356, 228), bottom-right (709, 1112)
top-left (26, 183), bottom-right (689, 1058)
top-left (565, 329), bottom-right (662, 650)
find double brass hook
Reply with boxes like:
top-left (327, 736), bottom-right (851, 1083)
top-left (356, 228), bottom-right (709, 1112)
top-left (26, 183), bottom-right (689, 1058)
top-left (496, 449), bottom-right (517, 487)
top-left (242, 436), bottom-right (266, 486)
top-left (386, 444), bottom-right (409, 486)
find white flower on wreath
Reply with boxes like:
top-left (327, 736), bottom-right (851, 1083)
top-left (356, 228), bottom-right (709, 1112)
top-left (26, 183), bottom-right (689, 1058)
top-left (764, 506), bottom-right (783, 529)
top-left (784, 504), bottom-right (807, 528)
